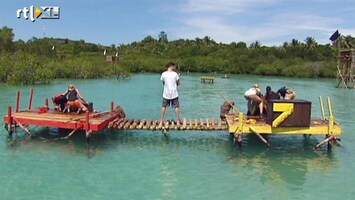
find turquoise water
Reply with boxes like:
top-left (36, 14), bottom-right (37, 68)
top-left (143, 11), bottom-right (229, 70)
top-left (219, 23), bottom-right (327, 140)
top-left (0, 74), bottom-right (354, 200)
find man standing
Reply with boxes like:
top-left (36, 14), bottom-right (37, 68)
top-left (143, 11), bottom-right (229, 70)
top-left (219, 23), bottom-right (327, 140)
top-left (160, 62), bottom-right (181, 124)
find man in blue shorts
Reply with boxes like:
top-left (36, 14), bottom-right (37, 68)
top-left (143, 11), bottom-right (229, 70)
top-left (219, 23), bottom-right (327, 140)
top-left (160, 62), bottom-right (181, 124)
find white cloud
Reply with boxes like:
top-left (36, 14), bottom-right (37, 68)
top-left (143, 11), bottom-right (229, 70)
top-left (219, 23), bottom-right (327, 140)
top-left (267, 13), bottom-right (341, 32)
top-left (170, 0), bottom-right (346, 45)
top-left (182, 0), bottom-right (277, 14)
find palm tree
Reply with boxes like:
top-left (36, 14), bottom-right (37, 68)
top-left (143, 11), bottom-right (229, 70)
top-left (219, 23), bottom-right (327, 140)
top-left (195, 37), bottom-right (202, 47)
top-left (290, 38), bottom-right (300, 48)
top-left (305, 37), bottom-right (317, 49)
top-left (282, 41), bottom-right (289, 49)
top-left (249, 40), bottom-right (261, 49)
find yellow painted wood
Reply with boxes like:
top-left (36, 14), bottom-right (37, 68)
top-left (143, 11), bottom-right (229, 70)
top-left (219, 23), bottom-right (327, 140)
top-left (272, 103), bottom-right (294, 127)
top-left (226, 117), bottom-right (342, 135)
top-left (319, 96), bottom-right (326, 120)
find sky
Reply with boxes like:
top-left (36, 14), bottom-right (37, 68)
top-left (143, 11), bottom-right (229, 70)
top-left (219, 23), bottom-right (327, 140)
top-left (0, 0), bottom-right (354, 46)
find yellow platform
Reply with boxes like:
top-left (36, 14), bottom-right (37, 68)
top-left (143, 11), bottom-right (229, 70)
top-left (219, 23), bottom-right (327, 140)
top-left (225, 97), bottom-right (342, 136)
top-left (225, 114), bottom-right (342, 135)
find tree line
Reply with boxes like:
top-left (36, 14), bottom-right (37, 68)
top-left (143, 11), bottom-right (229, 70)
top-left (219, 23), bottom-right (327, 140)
top-left (1, 27), bottom-right (354, 85)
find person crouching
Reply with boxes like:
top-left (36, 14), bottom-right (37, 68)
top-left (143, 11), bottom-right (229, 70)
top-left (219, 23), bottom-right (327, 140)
top-left (64, 84), bottom-right (89, 113)
top-left (244, 84), bottom-right (264, 116)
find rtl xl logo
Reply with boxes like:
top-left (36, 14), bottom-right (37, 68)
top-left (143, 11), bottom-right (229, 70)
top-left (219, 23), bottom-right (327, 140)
top-left (17, 6), bottom-right (60, 22)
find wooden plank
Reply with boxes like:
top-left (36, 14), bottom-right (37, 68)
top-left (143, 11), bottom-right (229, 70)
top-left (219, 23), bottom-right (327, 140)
top-left (206, 118), bottom-right (210, 130)
top-left (170, 120), bottom-right (175, 129)
top-left (175, 120), bottom-right (180, 130)
top-left (144, 120), bottom-right (152, 130)
top-left (156, 120), bottom-right (163, 130)
top-left (151, 120), bottom-right (156, 130)
top-left (194, 119), bottom-right (199, 130)
top-left (137, 119), bottom-right (146, 129)
top-left (118, 118), bottom-right (128, 129)
top-left (130, 119), bottom-right (140, 129)
top-left (216, 119), bottom-right (222, 130)
top-left (123, 119), bottom-right (133, 129)
top-left (200, 118), bottom-right (204, 130)
top-left (186, 119), bottom-right (192, 130)
top-left (108, 118), bottom-right (119, 128)
top-left (211, 118), bottom-right (216, 130)
top-left (182, 118), bottom-right (187, 130)
top-left (114, 118), bottom-right (124, 128)
top-left (164, 120), bottom-right (170, 130)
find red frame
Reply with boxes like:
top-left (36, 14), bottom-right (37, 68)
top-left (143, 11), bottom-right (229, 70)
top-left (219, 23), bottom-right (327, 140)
top-left (3, 89), bottom-right (118, 133)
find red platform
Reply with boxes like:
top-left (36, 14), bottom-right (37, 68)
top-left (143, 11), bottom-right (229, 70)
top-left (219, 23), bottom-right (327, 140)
top-left (3, 89), bottom-right (119, 135)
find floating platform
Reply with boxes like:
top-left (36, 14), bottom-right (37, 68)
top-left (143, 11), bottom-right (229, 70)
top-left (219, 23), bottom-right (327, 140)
top-left (224, 97), bottom-right (342, 149)
top-left (4, 109), bottom-right (119, 132)
top-left (200, 76), bottom-right (215, 83)
top-left (225, 115), bottom-right (341, 135)
top-left (3, 89), bottom-right (123, 140)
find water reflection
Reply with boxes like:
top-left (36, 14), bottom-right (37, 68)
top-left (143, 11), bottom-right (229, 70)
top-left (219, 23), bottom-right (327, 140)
top-left (228, 135), bottom-right (338, 192)
top-left (7, 129), bottom-right (338, 167)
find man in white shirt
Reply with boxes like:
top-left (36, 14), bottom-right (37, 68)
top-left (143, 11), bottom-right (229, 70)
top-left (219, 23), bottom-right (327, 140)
top-left (160, 62), bottom-right (181, 124)
top-left (244, 84), bottom-right (263, 116)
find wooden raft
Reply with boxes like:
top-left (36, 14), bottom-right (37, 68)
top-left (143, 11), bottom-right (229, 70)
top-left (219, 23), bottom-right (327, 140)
top-left (200, 77), bottom-right (215, 83)
top-left (108, 118), bottom-right (227, 131)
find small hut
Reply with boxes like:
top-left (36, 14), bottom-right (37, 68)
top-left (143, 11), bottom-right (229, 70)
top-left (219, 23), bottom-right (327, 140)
top-left (106, 55), bottom-right (117, 62)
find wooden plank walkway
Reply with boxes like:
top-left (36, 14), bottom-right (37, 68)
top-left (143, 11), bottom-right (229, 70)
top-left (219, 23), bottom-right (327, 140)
top-left (108, 118), bottom-right (227, 131)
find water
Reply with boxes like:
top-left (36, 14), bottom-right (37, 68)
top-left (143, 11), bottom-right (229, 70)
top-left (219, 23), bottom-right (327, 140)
top-left (0, 74), bottom-right (354, 200)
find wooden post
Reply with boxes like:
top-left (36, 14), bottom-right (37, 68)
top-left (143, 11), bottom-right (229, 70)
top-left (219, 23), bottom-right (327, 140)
top-left (28, 88), bottom-right (34, 111)
top-left (85, 111), bottom-right (90, 131)
top-left (16, 90), bottom-right (20, 112)
top-left (111, 101), bottom-right (114, 112)
top-left (7, 106), bottom-right (12, 127)
top-left (234, 134), bottom-right (242, 149)
top-left (45, 98), bottom-right (49, 109)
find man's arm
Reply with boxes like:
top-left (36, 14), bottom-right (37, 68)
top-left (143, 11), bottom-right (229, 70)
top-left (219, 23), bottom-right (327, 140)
top-left (161, 74), bottom-right (165, 85)
top-left (176, 74), bottom-right (180, 86)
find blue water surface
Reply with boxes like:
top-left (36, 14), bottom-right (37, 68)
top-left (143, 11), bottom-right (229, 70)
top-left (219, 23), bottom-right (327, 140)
top-left (0, 74), bottom-right (354, 200)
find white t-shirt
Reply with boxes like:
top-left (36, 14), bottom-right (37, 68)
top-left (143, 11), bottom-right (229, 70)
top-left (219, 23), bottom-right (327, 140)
top-left (244, 87), bottom-right (260, 96)
top-left (161, 71), bottom-right (179, 99)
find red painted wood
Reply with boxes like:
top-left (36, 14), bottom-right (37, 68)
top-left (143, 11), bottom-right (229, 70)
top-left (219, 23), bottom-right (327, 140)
top-left (16, 90), bottom-right (20, 112)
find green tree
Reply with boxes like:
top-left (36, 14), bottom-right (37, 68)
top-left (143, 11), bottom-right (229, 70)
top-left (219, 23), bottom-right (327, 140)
top-left (158, 31), bottom-right (168, 43)
top-left (249, 40), bottom-right (261, 49)
top-left (0, 26), bottom-right (15, 52)
top-left (305, 37), bottom-right (317, 49)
